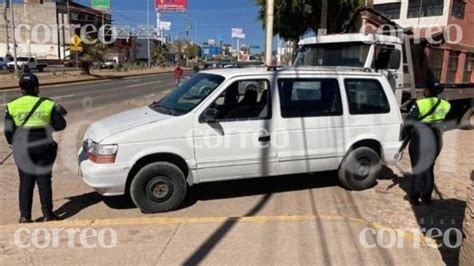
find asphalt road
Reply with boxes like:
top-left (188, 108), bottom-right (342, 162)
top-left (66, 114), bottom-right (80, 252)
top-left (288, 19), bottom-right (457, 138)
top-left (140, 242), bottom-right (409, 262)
top-left (0, 72), bottom-right (184, 114)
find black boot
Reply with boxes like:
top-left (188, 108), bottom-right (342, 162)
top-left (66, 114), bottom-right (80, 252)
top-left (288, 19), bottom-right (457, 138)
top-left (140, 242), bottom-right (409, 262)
top-left (19, 217), bottom-right (33, 224)
top-left (42, 214), bottom-right (59, 222)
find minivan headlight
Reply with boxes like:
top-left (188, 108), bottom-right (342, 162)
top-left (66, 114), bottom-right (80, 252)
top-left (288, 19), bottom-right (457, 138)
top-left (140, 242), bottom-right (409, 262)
top-left (86, 141), bottom-right (118, 164)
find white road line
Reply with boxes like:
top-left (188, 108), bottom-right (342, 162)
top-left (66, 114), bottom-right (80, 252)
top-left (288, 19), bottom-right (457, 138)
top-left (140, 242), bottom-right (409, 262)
top-left (160, 89), bottom-right (171, 94)
top-left (55, 93), bottom-right (78, 99)
top-left (126, 81), bottom-right (162, 88)
top-left (145, 94), bottom-right (156, 98)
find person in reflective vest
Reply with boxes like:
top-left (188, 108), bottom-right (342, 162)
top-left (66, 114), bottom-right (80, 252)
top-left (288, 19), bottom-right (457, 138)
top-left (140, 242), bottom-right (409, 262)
top-left (405, 82), bottom-right (451, 205)
top-left (4, 73), bottom-right (67, 223)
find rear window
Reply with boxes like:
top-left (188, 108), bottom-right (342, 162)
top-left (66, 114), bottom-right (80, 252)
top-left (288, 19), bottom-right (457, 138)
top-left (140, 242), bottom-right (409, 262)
top-left (278, 78), bottom-right (343, 118)
top-left (344, 79), bottom-right (390, 115)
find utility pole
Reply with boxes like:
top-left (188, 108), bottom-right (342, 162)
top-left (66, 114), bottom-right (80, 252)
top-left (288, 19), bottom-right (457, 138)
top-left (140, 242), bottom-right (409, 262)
top-left (10, 0), bottom-right (18, 74)
top-left (3, 1), bottom-right (10, 56)
top-left (147, 0), bottom-right (151, 67)
top-left (320, 0), bottom-right (328, 32)
top-left (265, 0), bottom-right (274, 66)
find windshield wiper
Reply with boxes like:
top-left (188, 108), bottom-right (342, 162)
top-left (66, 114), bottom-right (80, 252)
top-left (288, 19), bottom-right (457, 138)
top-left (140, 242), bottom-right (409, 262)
top-left (149, 102), bottom-right (184, 116)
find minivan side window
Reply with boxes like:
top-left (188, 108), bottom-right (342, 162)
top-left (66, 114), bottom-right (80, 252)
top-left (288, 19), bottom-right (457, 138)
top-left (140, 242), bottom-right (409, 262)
top-left (278, 79), bottom-right (342, 118)
top-left (344, 79), bottom-right (390, 115)
top-left (206, 79), bottom-right (271, 121)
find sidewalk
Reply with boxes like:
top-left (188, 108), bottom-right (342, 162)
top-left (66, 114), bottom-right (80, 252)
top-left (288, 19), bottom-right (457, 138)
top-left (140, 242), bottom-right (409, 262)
top-left (0, 214), bottom-right (444, 265)
top-left (0, 67), bottom-right (180, 90)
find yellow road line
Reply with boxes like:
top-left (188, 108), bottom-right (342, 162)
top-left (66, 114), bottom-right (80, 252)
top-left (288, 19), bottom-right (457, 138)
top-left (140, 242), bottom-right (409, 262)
top-left (0, 214), bottom-right (436, 246)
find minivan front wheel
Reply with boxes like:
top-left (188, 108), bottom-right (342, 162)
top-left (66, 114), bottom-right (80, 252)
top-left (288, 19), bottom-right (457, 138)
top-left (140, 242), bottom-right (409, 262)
top-left (338, 147), bottom-right (381, 190)
top-left (130, 162), bottom-right (187, 213)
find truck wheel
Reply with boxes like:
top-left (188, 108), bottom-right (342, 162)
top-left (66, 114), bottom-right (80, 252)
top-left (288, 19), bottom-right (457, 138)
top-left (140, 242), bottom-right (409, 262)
top-left (130, 162), bottom-right (187, 213)
top-left (338, 147), bottom-right (381, 190)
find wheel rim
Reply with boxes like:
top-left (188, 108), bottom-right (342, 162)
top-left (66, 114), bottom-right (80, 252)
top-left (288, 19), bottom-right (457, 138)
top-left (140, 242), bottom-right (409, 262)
top-left (354, 158), bottom-right (371, 181)
top-left (145, 177), bottom-right (174, 203)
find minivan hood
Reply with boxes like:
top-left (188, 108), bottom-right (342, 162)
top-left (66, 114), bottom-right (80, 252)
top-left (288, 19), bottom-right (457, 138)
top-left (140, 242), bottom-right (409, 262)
top-left (85, 106), bottom-right (172, 143)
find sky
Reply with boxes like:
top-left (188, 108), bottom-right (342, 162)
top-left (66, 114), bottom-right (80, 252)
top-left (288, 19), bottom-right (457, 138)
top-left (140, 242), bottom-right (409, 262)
top-left (73, 0), bottom-right (266, 53)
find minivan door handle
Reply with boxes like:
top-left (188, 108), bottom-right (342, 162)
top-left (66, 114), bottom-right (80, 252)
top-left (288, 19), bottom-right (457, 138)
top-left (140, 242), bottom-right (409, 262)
top-left (258, 135), bottom-right (271, 142)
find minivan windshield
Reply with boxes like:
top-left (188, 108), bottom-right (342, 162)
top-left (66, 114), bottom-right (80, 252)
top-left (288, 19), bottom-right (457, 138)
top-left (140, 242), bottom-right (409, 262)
top-left (294, 42), bottom-right (370, 67)
top-left (150, 73), bottom-right (225, 116)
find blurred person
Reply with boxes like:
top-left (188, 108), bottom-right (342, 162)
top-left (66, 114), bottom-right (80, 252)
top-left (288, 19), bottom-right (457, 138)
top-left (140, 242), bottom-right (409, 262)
top-left (4, 73), bottom-right (67, 223)
top-left (174, 64), bottom-right (184, 86)
top-left (404, 82), bottom-right (451, 205)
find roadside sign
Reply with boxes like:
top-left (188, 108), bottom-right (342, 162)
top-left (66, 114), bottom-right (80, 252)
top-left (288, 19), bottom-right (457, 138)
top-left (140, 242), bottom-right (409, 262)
top-left (71, 35), bottom-right (82, 47)
top-left (91, 0), bottom-right (111, 10)
top-left (155, 0), bottom-right (187, 12)
top-left (70, 46), bottom-right (83, 52)
top-left (70, 35), bottom-right (83, 52)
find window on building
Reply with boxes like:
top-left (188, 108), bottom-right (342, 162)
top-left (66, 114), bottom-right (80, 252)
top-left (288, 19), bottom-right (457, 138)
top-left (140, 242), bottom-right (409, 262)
top-left (408, 0), bottom-right (444, 18)
top-left (70, 12), bottom-right (79, 21)
top-left (278, 79), bottom-right (342, 118)
top-left (428, 48), bottom-right (444, 81)
top-left (452, 0), bottom-right (466, 19)
top-left (446, 51), bottom-right (459, 83)
top-left (464, 54), bottom-right (473, 83)
top-left (374, 3), bottom-right (402, 20)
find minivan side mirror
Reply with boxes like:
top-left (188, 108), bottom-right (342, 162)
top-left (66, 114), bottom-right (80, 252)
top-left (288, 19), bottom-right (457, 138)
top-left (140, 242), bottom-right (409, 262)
top-left (200, 108), bottom-right (219, 123)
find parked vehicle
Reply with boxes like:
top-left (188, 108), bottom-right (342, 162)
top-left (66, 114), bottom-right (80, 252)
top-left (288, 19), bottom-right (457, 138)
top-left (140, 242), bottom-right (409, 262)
top-left (0, 57), bottom-right (11, 70)
top-left (99, 60), bottom-right (117, 69)
top-left (64, 60), bottom-right (82, 67)
top-left (79, 68), bottom-right (403, 213)
top-left (7, 57), bottom-right (47, 72)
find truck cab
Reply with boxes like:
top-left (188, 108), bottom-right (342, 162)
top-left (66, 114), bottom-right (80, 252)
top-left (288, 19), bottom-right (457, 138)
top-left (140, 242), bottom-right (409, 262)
top-left (295, 33), bottom-right (406, 102)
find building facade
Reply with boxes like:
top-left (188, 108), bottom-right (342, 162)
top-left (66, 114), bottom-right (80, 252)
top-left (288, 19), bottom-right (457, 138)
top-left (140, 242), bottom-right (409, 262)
top-left (371, 0), bottom-right (474, 84)
top-left (1, 0), bottom-right (111, 61)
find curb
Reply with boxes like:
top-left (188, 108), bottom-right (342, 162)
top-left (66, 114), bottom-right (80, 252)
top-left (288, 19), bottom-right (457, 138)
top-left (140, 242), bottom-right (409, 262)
top-left (0, 70), bottom-right (180, 91)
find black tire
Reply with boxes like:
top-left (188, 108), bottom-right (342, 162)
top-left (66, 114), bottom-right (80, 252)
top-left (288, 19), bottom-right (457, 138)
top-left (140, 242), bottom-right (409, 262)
top-left (130, 162), bottom-right (187, 213)
top-left (338, 147), bottom-right (382, 191)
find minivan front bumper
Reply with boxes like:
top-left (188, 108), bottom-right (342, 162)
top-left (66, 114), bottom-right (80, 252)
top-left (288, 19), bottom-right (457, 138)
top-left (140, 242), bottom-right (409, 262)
top-left (79, 148), bottom-right (129, 196)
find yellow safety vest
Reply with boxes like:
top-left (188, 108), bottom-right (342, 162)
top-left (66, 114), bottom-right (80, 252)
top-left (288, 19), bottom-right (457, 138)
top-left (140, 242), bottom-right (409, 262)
top-left (7, 96), bottom-right (55, 128)
top-left (416, 97), bottom-right (451, 123)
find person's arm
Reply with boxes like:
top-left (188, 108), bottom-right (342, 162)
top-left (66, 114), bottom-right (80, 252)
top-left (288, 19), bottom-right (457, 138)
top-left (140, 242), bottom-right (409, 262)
top-left (4, 106), bottom-right (16, 145)
top-left (50, 104), bottom-right (67, 131)
top-left (406, 102), bottom-right (420, 121)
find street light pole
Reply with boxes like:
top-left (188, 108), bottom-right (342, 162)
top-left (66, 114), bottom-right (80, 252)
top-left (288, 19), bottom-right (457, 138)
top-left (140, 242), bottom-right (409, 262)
top-left (147, 0), bottom-right (151, 67)
top-left (10, 0), bottom-right (18, 74)
top-left (265, 0), bottom-right (274, 66)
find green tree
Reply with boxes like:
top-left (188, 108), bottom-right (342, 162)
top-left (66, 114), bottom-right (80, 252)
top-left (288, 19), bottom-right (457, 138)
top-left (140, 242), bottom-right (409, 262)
top-left (256, 0), bottom-right (363, 40)
top-left (152, 42), bottom-right (170, 65)
top-left (67, 36), bottom-right (108, 75)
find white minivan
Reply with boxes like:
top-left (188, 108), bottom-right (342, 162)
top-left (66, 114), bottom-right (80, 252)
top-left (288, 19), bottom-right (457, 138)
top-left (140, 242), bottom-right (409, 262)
top-left (79, 67), bottom-right (403, 213)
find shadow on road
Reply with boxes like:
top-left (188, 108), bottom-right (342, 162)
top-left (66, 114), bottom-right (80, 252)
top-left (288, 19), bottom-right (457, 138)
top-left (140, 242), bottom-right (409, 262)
top-left (382, 167), bottom-right (466, 265)
top-left (53, 172), bottom-right (340, 218)
top-left (54, 192), bottom-right (103, 220)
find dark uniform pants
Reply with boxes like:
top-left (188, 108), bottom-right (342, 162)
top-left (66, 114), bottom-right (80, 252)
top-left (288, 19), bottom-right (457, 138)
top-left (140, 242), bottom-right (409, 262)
top-left (13, 140), bottom-right (57, 219)
top-left (408, 124), bottom-right (443, 202)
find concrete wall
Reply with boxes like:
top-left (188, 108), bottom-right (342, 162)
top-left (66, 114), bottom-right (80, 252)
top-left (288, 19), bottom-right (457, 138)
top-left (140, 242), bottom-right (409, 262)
top-left (0, 2), bottom-right (62, 59)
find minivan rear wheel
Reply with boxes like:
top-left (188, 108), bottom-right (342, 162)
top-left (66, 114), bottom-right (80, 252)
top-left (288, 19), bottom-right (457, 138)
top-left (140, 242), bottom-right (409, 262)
top-left (130, 162), bottom-right (187, 213)
top-left (338, 147), bottom-right (381, 190)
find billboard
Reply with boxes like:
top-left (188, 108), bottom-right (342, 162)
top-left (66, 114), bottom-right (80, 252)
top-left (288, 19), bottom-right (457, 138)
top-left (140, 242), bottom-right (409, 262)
top-left (155, 0), bottom-right (187, 12)
top-left (159, 21), bottom-right (172, 31)
top-left (91, 0), bottom-right (111, 10)
top-left (232, 28), bottom-right (245, 39)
